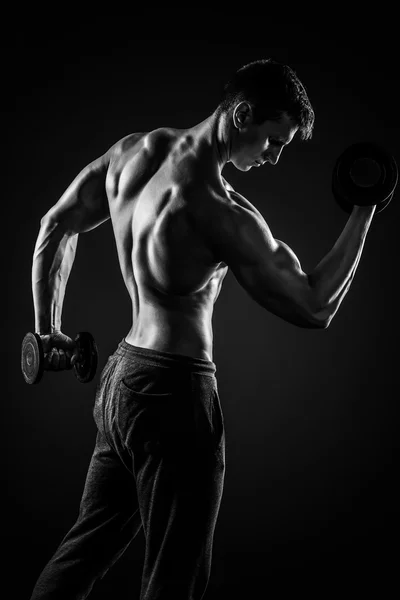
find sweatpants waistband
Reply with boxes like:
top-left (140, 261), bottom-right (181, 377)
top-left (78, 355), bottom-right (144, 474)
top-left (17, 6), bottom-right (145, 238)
top-left (114, 339), bottom-right (216, 375)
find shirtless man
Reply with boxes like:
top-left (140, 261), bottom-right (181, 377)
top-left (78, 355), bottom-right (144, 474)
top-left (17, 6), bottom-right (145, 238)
top-left (30, 59), bottom-right (375, 600)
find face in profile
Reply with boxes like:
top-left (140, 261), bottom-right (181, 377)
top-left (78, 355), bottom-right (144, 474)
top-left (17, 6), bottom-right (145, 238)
top-left (230, 104), bottom-right (298, 172)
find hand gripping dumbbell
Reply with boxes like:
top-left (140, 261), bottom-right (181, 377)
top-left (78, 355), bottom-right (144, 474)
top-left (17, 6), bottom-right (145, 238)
top-left (332, 141), bottom-right (398, 214)
top-left (21, 332), bottom-right (98, 385)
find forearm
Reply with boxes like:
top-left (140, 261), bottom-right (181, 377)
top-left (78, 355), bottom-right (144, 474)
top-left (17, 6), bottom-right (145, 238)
top-left (309, 205), bottom-right (376, 324)
top-left (32, 218), bottom-right (78, 334)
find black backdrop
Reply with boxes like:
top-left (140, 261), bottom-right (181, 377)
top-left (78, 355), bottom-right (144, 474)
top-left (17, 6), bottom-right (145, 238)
top-left (4, 38), bottom-right (400, 598)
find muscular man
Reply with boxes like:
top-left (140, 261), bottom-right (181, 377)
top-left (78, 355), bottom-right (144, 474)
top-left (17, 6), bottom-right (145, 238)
top-left (30, 59), bottom-right (375, 599)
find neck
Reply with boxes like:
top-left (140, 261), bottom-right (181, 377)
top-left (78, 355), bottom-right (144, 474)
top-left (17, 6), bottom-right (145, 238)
top-left (188, 110), bottom-right (233, 173)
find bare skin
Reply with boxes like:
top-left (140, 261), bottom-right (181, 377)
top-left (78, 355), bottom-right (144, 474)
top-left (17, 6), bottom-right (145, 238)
top-left (32, 103), bottom-right (375, 367)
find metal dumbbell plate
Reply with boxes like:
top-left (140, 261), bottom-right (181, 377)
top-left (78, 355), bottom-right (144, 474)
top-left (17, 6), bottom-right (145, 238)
top-left (74, 332), bottom-right (98, 383)
top-left (21, 332), bottom-right (44, 385)
top-left (332, 142), bottom-right (398, 214)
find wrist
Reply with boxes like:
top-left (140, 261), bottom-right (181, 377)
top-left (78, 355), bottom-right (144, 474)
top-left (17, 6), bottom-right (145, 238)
top-left (35, 326), bottom-right (62, 335)
top-left (352, 204), bottom-right (376, 216)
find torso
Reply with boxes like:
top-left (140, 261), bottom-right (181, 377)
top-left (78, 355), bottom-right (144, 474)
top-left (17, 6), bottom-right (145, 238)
top-left (105, 128), bottom-right (229, 362)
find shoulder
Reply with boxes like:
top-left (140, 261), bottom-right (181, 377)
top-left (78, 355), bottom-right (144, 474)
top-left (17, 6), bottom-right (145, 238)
top-left (212, 180), bottom-right (265, 226)
top-left (190, 175), bottom-right (276, 259)
top-left (188, 177), bottom-right (252, 239)
top-left (108, 128), bottom-right (177, 163)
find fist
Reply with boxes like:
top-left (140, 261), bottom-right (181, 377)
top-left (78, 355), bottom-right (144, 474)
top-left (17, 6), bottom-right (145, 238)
top-left (40, 331), bottom-right (79, 371)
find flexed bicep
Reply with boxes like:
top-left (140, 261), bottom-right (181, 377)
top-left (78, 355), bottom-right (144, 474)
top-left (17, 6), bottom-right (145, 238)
top-left (203, 191), bottom-right (325, 328)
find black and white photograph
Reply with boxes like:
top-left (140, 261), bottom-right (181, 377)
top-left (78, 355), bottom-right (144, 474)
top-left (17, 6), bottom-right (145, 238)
top-left (4, 35), bottom-right (399, 599)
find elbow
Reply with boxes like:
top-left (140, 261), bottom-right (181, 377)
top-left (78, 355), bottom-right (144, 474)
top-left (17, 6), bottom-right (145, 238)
top-left (307, 309), bottom-right (332, 330)
top-left (306, 287), bottom-right (332, 330)
top-left (290, 308), bottom-right (331, 330)
top-left (40, 212), bottom-right (54, 228)
top-left (314, 318), bottom-right (330, 330)
top-left (302, 316), bottom-right (329, 330)
top-left (40, 214), bottom-right (68, 236)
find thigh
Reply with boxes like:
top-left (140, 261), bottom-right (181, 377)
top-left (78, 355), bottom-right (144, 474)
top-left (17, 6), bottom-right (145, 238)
top-left (78, 430), bottom-right (140, 526)
top-left (59, 430), bottom-right (142, 565)
top-left (118, 371), bottom-right (225, 560)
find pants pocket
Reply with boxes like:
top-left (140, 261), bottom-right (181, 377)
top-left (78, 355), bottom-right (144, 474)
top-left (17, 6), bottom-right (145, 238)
top-left (116, 379), bottom-right (184, 455)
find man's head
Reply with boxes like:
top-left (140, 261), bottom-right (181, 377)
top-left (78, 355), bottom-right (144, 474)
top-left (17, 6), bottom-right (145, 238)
top-left (217, 59), bottom-right (315, 171)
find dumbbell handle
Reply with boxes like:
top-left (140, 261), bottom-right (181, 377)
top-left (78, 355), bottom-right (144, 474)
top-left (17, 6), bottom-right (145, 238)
top-left (44, 345), bottom-right (78, 370)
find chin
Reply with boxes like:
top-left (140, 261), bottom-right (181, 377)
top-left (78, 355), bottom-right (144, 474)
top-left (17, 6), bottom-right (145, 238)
top-left (232, 158), bottom-right (252, 172)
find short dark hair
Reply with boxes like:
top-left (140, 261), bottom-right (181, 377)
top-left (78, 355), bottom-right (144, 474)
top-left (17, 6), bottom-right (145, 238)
top-left (217, 59), bottom-right (315, 141)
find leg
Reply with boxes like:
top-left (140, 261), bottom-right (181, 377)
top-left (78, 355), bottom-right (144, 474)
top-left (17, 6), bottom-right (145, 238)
top-left (30, 431), bottom-right (142, 600)
top-left (117, 368), bottom-right (225, 600)
top-left (139, 433), bottom-right (225, 600)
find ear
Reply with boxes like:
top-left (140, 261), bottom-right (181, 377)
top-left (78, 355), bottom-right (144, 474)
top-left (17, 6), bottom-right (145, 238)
top-left (232, 101), bottom-right (253, 130)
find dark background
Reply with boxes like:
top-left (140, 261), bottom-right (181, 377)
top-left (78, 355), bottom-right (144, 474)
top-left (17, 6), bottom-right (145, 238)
top-left (4, 36), bottom-right (399, 598)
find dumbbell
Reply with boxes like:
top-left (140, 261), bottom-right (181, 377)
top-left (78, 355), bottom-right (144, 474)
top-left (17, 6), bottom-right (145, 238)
top-left (21, 331), bottom-right (98, 385)
top-left (332, 142), bottom-right (398, 214)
